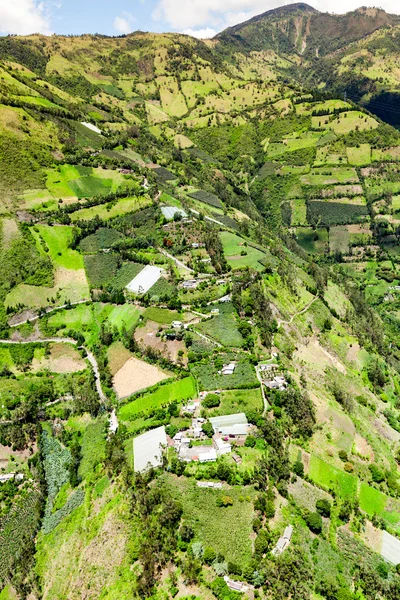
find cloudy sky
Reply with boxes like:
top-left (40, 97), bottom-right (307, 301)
top-left (1, 0), bottom-right (400, 38)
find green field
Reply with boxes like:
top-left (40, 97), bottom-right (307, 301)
top-left (160, 474), bottom-right (255, 566)
top-left (119, 376), bottom-right (197, 420)
top-left (220, 232), bottom-right (265, 271)
top-left (192, 358), bottom-right (258, 391)
top-left (46, 165), bottom-right (132, 199)
top-left (84, 254), bottom-right (119, 287)
top-left (70, 196), bottom-right (151, 221)
top-left (107, 305), bottom-right (141, 331)
top-left (32, 225), bottom-right (84, 270)
top-left (359, 482), bottom-right (387, 517)
top-left (308, 455), bottom-right (357, 500)
top-left (196, 304), bottom-right (244, 347)
top-left (143, 307), bottom-right (181, 324)
top-left (205, 388), bottom-right (263, 416)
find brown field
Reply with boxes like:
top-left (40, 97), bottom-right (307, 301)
top-left (113, 356), bottom-right (169, 399)
top-left (107, 341), bottom-right (132, 376)
top-left (32, 343), bottom-right (86, 374)
top-left (135, 320), bottom-right (187, 365)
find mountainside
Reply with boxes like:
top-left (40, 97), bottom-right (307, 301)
top-left (2, 6), bottom-right (400, 600)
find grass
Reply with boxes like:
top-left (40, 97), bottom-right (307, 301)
top-left (32, 225), bottom-right (84, 270)
top-left (160, 474), bottom-right (255, 566)
top-left (296, 227), bottom-right (328, 254)
top-left (347, 144), bottom-right (371, 166)
top-left (301, 167), bottom-right (358, 186)
top-left (308, 455), bottom-right (357, 500)
top-left (107, 305), bottom-right (141, 332)
top-left (70, 196), bottom-right (151, 222)
top-left (79, 229), bottom-right (123, 253)
top-left (119, 376), bottom-right (197, 420)
top-left (78, 418), bottom-right (107, 479)
top-left (46, 165), bottom-right (130, 200)
top-left (196, 304), bottom-right (244, 347)
top-left (220, 231), bottom-right (265, 271)
top-left (143, 307), bottom-right (181, 324)
top-left (206, 388), bottom-right (263, 416)
top-left (359, 482), bottom-right (387, 517)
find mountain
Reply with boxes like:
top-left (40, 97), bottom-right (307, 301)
top-left (2, 6), bottom-right (400, 600)
top-left (216, 3), bottom-right (400, 57)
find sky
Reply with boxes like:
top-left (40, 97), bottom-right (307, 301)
top-left (1, 0), bottom-right (400, 39)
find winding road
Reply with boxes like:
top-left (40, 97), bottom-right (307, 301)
top-left (0, 337), bottom-right (107, 405)
top-left (276, 296), bottom-right (319, 327)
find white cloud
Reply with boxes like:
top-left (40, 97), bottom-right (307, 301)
top-left (153, 0), bottom-right (400, 34)
top-left (114, 11), bottom-right (136, 35)
top-left (183, 27), bottom-right (218, 39)
top-left (0, 0), bottom-right (53, 35)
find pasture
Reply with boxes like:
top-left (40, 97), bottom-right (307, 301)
top-left (192, 358), bottom-right (258, 391)
top-left (205, 388), bottom-right (263, 416)
top-left (46, 165), bottom-right (132, 199)
top-left (70, 196), bottom-right (150, 222)
top-left (196, 304), bottom-right (244, 347)
top-left (32, 225), bottom-right (83, 270)
top-left (308, 455), bottom-right (357, 500)
top-left (119, 376), bottom-right (196, 419)
top-left (220, 231), bottom-right (265, 271)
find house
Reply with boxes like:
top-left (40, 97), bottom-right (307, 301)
top-left (223, 576), bottom-right (248, 593)
top-left (192, 242), bottom-right (200, 248)
top-left (197, 481), bottom-right (223, 489)
top-left (171, 320), bottom-right (183, 329)
top-left (211, 308), bottom-right (220, 316)
top-left (272, 524), bottom-right (293, 556)
top-left (179, 445), bottom-right (217, 463)
top-left (220, 362), bottom-right (236, 376)
top-left (213, 436), bottom-right (232, 456)
top-left (219, 294), bottom-right (231, 303)
top-left (265, 375), bottom-right (288, 391)
top-left (259, 363), bottom-right (279, 372)
top-left (0, 473), bottom-right (23, 483)
top-left (210, 413), bottom-right (249, 437)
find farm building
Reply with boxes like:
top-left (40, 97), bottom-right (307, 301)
top-left (181, 279), bottom-right (198, 290)
top-left (272, 524), bottom-right (293, 556)
top-left (197, 481), bottom-right (223, 489)
top-left (381, 530), bottom-right (400, 565)
top-left (161, 206), bottom-right (188, 220)
top-left (265, 375), bottom-right (288, 391)
top-left (213, 436), bottom-right (232, 456)
top-left (209, 413), bottom-right (249, 437)
top-left (179, 445), bottom-right (217, 463)
top-left (224, 576), bottom-right (248, 593)
top-left (220, 362), bottom-right (236, 376)
top-left (81, 121), bottom-right (102, 134)
top-left (126, 265), bottom-right (163, 294)
top-left (171, 320), bottom-right (183, 329)
top-left (133, 426), bottom-right (167, 472)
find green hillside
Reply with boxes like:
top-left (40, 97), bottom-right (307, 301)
top-left (2, 6), bottom-right (400, 600)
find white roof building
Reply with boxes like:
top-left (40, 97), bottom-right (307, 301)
top-left (221, 362), bottom-right (236, 375)
top-left (171, 321), bottom-right (183, 329)
top-left (213, 436), bottom-right (232, 456)
top-left (210, 413), bottom-right (249, 437)
top-left (161, 206), bottom-right (188, 220)
top-left (133, 426), bottom-right (167, 472)
top-left (126, 265), bottom-right (164, 295)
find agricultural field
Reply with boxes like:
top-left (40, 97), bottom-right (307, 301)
top-left (204, 388), bottom-right (263, 416)
top-left (45, 165), bottom-right (134, 200)
top-left (118, 376), bottom-right (196, 420)
top-left (160, 474), bottom-right (255, 565)
top-left (113, 356), bottom-right (170, 399)
top-left (70, 196), bottom-right (151, 221)
top-left (195, 303), bottom-right (244, 347)
top-left (220, 231), bottom-right (266, 271)
top-left (191, 356), bottom-right (258, 391)
top-left (308, 455), bottom-right (357, 500)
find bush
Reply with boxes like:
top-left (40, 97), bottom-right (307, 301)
top-left (293, 459), bottom-right (304, 477)
top-left (316, 498), bottom-right (331, 518)
top-left (306, 512), bottom-right (322, 533)
top-left (202, 393), bottom-right (220, 409)
top-left (245, 435), bottom-right (256, 448)
top-left (216, 495), bottom-right (233, 507)
top-left (203, 547), bottom-right (217, 565)
top-left (338, 450), bottom-right (348, 461)
top-left (179, 524), bottom-right (194, 542)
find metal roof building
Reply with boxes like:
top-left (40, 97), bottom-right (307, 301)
top-left (209, 413), bottom-right (249, 436)
top-left (133, 426), bottom-right (167, 472)
top-left (126, 265), bottom-right (163, 294)
top-left (161, 206), bottom-right (188, 220)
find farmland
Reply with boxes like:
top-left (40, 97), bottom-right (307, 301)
top-left (118, 376), bottom-right (196, 420)
top-left (113, 357), bottom-right (170, 399)
top-left (220, 231), bottom-right (266, 271)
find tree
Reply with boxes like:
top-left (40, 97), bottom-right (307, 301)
top-left (202, 393), bottom-right (220, 409)
top-left (306, 512), bottom-right (322, 533)
top-left (316, 498), bottom-right (331, 518)
top-left (203, 547), bottom-right (217, 565)
top-left (202, 422), bottom-right (214, 438)
top-left (293, 459), bottom-right (304, 477)
top-left (179, 524), bottom-right (194, 542)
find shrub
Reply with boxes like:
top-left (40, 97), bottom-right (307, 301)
top-left (316, 498), bottom-right (331, 517)
top-left (338, 450), bottom-right (348, 461)
top-left (202, 393), bottom-right (220, 409)
top-left (216, 495), bottom-right (233, 507)
top-left (344, 462), bottom-right (354, 472)
top-left (245, 435), bottom-right (256, 448)
top-left (179, 524), bottom-right (194, 542)
top-left (203, 547), bottom-right (217, 565)
top-left (306, 512), bottom-right (322, 533)
top-left (293, 460), bottom-right (304, 477)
